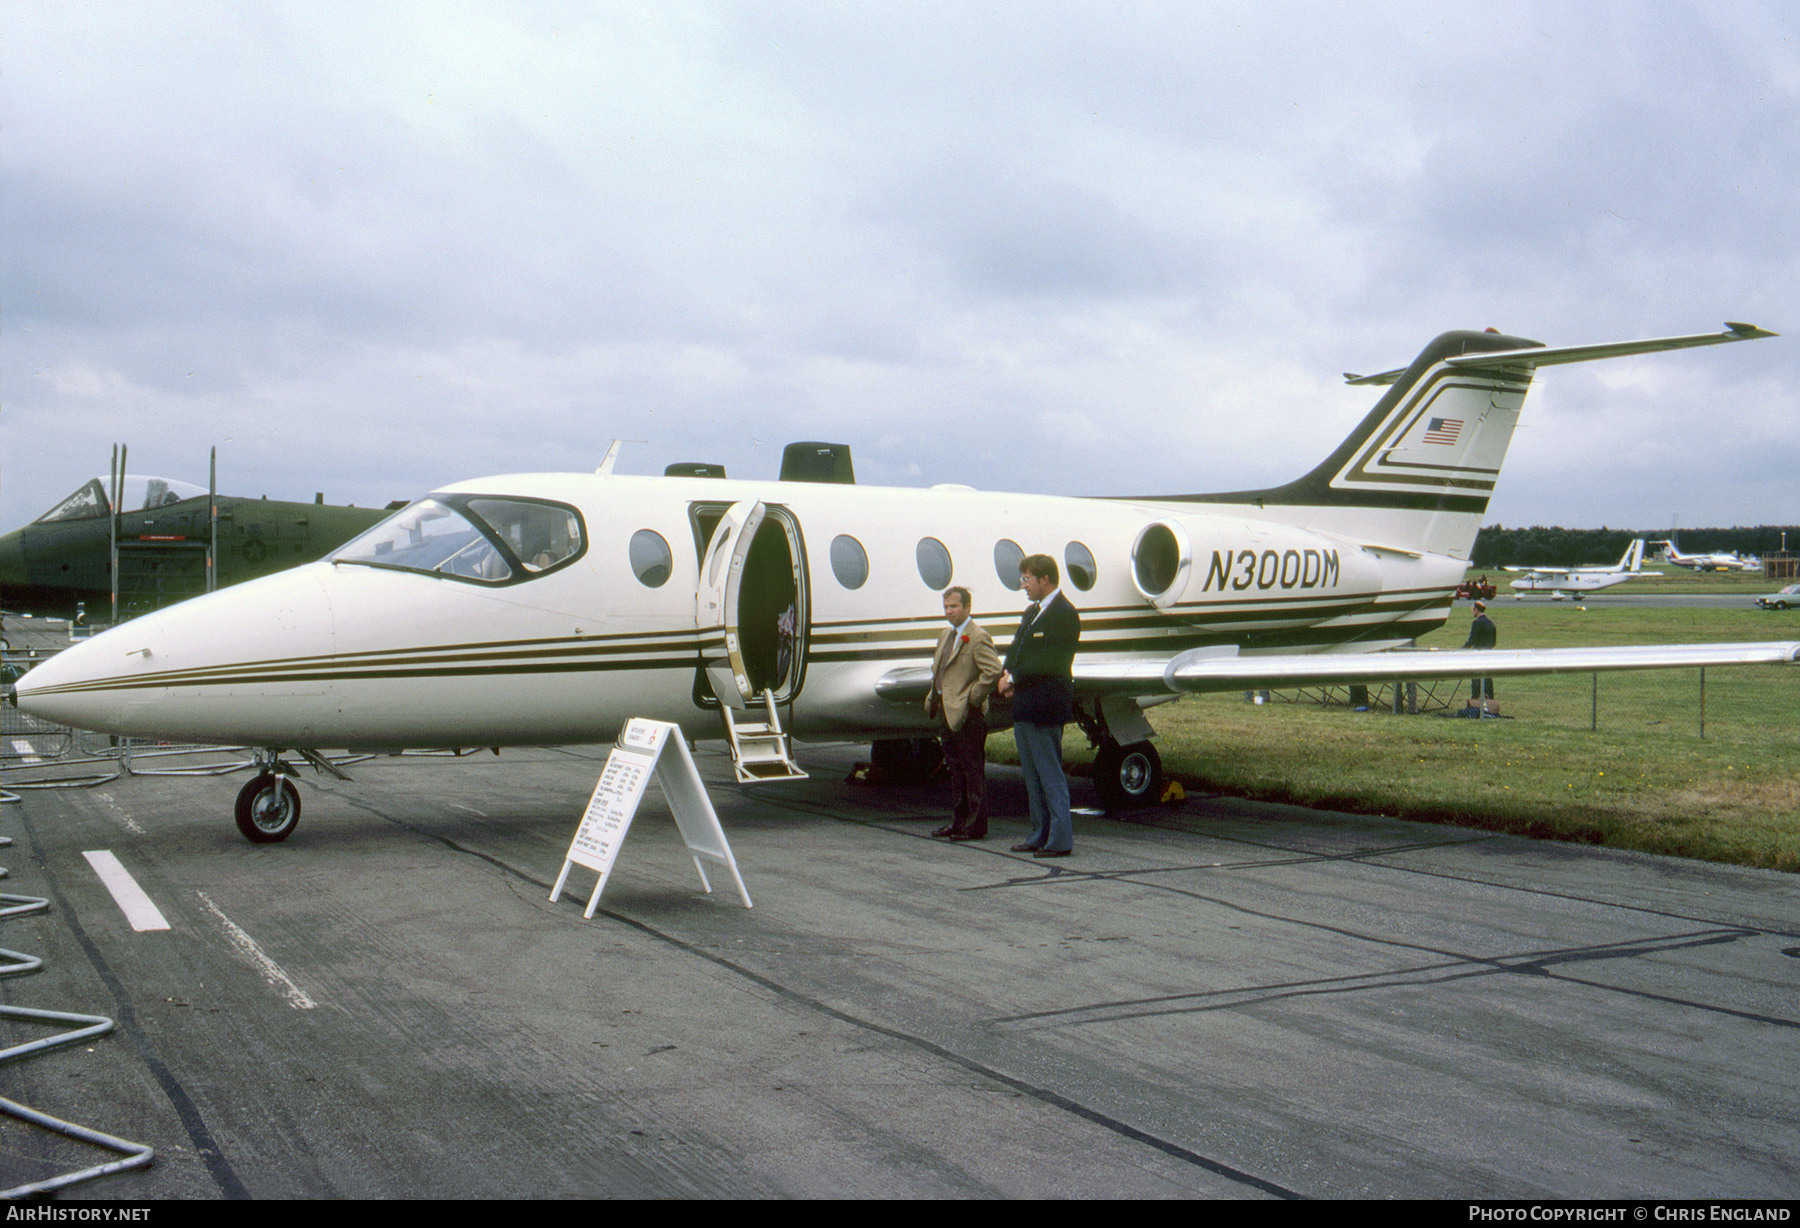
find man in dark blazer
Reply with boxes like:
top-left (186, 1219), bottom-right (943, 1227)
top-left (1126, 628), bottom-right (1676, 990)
top-left (1462, 599), bottom-right (1497, 707)
top-left (925, 586), bottom-right (1003, 840)
top-left (998, 554), bottom-right (1080, 857)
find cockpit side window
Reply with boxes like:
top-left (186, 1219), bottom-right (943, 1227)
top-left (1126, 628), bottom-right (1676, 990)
top-left (466, 499), bottom-right (582, 573)
top-left (329, 495), bottom-right (585, 585)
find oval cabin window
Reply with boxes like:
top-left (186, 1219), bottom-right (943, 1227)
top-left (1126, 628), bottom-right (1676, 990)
top-left (629, 529), bottom-right (673, 588)
top-left (993, 539), bottom-right (1024, 591)
top-left (916, 537), bottom-right (952, 590)
top-left (831, 534), bottom-right (869, 589)
top-left (1064, 541), bottom-right (1096, 591)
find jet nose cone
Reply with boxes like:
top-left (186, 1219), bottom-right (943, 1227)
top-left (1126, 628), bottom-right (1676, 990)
top-left (12, 609), bottom-right (174, 730)
top-left (13, 565), bottom-right (337, 741)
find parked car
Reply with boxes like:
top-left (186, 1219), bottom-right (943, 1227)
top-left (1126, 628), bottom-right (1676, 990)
top-left (1756, 584), bottom-right (1800, 610)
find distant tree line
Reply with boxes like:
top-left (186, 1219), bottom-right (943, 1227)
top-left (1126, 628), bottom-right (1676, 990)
top-left (1471, 526), bottom-right (1800, 569)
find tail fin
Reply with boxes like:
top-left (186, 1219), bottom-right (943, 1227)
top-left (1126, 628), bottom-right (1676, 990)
top-left (1623, 539), bottom-right (1646, 572)
top-left (1160, 323), bottom-right (1775, 561)
top-left (1162, 329), bottom-right (1541, 560)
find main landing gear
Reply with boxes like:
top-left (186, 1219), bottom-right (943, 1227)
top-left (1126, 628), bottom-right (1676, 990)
top-left (870, 737), bottom-right (944, 785)
top-left (1078, 695), bottom-right (1168, 813)
top-left (1091, 738), bottom-right (1164, 812)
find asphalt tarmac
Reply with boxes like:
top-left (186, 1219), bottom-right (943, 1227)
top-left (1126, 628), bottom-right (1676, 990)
top-left (3, 705), bottom-right (1797, 1199)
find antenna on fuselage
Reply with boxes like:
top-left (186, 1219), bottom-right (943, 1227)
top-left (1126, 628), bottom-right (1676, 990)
top-left (596, 440), bottom-right (647, 475)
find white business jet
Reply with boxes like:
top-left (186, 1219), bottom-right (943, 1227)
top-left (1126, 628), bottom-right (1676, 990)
top-left (1506, 538), bottom-right (1664, 595)
top-left (15, 323), bottom-right (1798, 843)
top-left (1650, 541), bottom-right (1763, 572)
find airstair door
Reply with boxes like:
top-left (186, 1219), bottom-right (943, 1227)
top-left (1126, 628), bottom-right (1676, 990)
top-left (696, 500), bottom-right (766, 707)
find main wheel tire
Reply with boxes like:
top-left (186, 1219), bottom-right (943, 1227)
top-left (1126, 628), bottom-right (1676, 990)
top-left (235, 773), bottom-right (301, 843)
top-left (1093, 740), bottom-right (1164, 812)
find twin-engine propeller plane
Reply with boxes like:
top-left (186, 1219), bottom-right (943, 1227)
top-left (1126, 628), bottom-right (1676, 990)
top-left (1505, 538), bottom-right (1664, 595)
top-left (14, 323), bottom-right (1799, 843)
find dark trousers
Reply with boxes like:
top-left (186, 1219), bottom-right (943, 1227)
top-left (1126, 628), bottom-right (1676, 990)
top-left (1471, 676), bottom-right (1494, 700)
top-left (940, 706), bottom-right (989, 836)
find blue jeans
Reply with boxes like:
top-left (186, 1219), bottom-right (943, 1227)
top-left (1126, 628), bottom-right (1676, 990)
top-left (1013, 721), bottom-right (1071, 852)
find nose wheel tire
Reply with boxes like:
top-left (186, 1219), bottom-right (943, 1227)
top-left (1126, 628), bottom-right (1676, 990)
top-left (235, 773), bottom-right (302, 843)
top-left (1093, 740), bottom-right (1164, 812)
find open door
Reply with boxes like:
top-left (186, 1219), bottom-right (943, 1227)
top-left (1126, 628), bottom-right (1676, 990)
top-left (696, 500), bottom-right (764, 706)
top-left (693, 500), bottom-right (809, 710)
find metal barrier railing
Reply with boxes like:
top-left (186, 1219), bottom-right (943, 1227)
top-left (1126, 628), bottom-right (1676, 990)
top-left (1, 768), bottom-right (155, 1195)
top-left (1244, 664), bottom-right (1800, 745)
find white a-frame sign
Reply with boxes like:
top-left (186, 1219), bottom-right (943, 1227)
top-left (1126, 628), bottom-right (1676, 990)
top-left (550, 718), bottom-right (754, 917)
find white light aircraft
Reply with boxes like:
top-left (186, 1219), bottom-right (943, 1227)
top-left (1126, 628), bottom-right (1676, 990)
top-left (14, 323), bottom-right (1798, 844)
top-left (1505, 538), bottom-right (1664, 595)
top-left (1650, 541), bottom-right (1763, 572)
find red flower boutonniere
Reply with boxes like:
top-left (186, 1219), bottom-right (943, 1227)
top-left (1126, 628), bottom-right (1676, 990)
top-left (960, 634), bottom-right (969, 645)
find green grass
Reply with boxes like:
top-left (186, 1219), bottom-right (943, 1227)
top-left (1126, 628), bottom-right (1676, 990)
top-left (1005, 602), bottom-right (1800, 872)
top-left (1139, 695), bottom-right (1800, 871)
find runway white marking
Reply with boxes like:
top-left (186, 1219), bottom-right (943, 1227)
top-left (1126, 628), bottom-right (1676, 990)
top-left (10, 738), bottom-right (41, 764)
top-left (91, 791), bottom-right (146, 836)
top-left (81, 850), bottom-right (171, 932)
top-left (196, 891), bottom-right (317, 1009)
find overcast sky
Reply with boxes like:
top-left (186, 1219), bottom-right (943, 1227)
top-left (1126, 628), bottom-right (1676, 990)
top-left (3, 1), bottom-right (1795, 536)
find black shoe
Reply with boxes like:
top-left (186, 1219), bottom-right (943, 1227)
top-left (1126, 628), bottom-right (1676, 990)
top-left (949, 830), bottom-right (985, 842)
top-left (1033, 848), bottom-right (1071, 859)
top-left (930, 824), bottom-right (955, 838)
top-left (1010, 842), bottom-right (1041, 853)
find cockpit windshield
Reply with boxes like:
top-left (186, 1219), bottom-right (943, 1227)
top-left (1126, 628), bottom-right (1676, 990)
top-left (34, 475), bottom-right (208, 524)
top-left (328, 495), bottom-right (584, 585)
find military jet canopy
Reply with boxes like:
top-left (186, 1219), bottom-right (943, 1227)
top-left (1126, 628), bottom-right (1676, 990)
top-left (3, 471), bottom-right (389, 621)
top-left (34, 475), bottom-right (208, 524)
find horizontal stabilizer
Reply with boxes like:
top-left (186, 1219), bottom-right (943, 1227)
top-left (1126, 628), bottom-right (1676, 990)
top-left (1446, 323), bottom-right (1776, 373)
top-left (1344, 323), bottom-right (1774, 386)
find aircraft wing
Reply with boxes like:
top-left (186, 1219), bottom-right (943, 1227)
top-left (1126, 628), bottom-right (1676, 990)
top-left (1083, 642), bottom-right (1800, 695)
top-left (875, 641), bottom-right (1800, 703)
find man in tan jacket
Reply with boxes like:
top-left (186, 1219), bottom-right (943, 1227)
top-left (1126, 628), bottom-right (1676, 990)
top-left (925, 586), bottom-right (1004, 841)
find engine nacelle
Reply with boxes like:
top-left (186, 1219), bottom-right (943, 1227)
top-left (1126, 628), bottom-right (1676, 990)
top-left (1130, 514), bottom-right (1384, 629)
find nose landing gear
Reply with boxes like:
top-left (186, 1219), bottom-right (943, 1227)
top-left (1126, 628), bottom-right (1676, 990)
top-left (235, 770), bottom-right (302, 843)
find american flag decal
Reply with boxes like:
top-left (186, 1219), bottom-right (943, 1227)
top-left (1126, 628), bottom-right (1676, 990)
top-left (1422, 417), bottom-right (1462, 446)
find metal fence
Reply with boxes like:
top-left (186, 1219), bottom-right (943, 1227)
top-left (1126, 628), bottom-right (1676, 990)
top-left (1250, 665), bottom-right (1800, 747)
